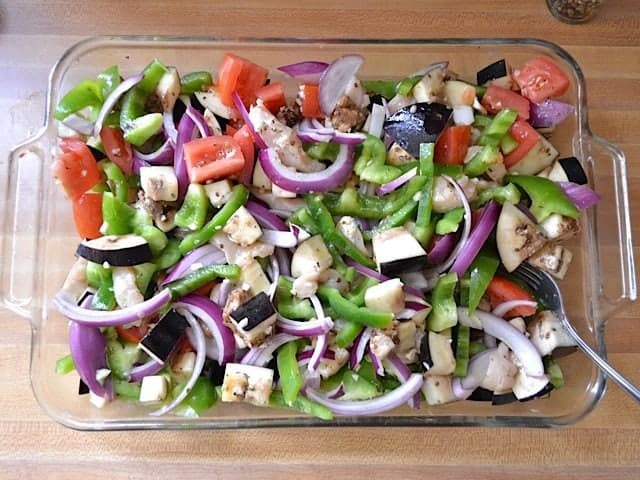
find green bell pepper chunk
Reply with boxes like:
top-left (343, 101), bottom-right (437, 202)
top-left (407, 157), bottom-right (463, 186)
top-left (86, 261), bottom-right (111, 289)
top-left (305, 195), bottom-right (376, 269)
top-left (453, 325), bottom-right (471, 377)
top-left (467, 249), bottom-right (500, 313)
top-left (361, 80), bottom-right (396, 99)
top-left (435, 207), bottom-right (465, 235)
top-left (288, 208), bottom-right (320, 235)
top-left (106, 332), bottom-right (141, 380)
top-left (317, 285), bottom-right (393, 329)
top-left (544, 356), bottom-right (565, 389)
top-left (97, 65), bottom-right (121, 99)
top-left (475, 85), bottom-right (487, 98)
top-left (92, 273), bottom-right (116, 311)
top-left (275, 277), bottom-right (315, 320)
top-left (154, 238), bottom-right (182, 270)
top-left (180, 71), bottom-right (213, 95)
top-left (433, 164), bottom-right (464, 179)
top-left (500, 131), bottom-right (519, 155)
top-left (174, 183), bottom-right (209, 231)
top-left (134, 224), bottom-right (168, 257)
top-left (176, 377), bottom-right (218, 414)
top-left (478, 109), bottom-right (518, 147)
top-left (102, 192), bottom-right (136, 235)
top-left (335, 321), bottom-right (364, 349)
top-left (304, 141), bottom-right (340, 161)
top-left (324, 176), bottom-right (428, 220)
top-left (166, 264), bottom-right (241, 299)
top-left (469, 341), bottom-right (487, 356)
top-left (54, 79), bottom-right (103, 121)
top-left (277, 340), bottom-right (303, 405)
top-left (473, 113), bottom-right (492, 128)
top-left (506, 175), bottom-right (580, 222)
top-left (473, 183), bottom-right (521, 208)
top-left (99, 160), bottom-right (129, 203)
top-left (55, 354), bottom-right (76, 375)
top-left (427, 272), bottom-right (458, 332)
top-left (356, 359), bottom-right (383, 390)
top-left (344, 277), bottom-right (379, 306)
top-left (341, 369), bottom-right (380, 400)
top-left (464, 145), bottom-right (502, 177)
top-left (414, 142), bottom-right (436, 246)
top-left (113, 379), bottom-right (142, 400)
top-left (268, 390), bottom-right (333, 420)
top-left (354, 134), bottom-right (402, 184)
top-left (123, 113), bottom-right (163, 147)
top-left (133, 262), bottom-right (157, 294)
top-left (395, 75), bottom-right (422, 96)
top-left (366, 199), bottom-right (419, 240)
top-left (179, 184), bottom-right (249, 254)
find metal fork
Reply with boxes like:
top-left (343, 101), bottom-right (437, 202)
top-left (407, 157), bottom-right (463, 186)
top-left (512, 263), bottom-right (640, 403)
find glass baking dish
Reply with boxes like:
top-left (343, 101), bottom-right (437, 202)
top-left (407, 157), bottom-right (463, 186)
top-left (2, 36), bottom-right (636, 430)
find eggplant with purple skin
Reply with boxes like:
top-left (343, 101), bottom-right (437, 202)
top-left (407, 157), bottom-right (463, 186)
top-left (476, 59), bottom-right (508, 86)
top-left (383, 102), bottom-right (452, 158)
top-left (140, 309), bottom-right (189, 364)
top-left (558, 157), bottom-right (588, 185)
top-left (76, 234), bottom-right (152, 267)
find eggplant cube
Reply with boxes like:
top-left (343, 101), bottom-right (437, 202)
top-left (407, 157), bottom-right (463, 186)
top-left (140, 166), bottom-right (179, 202)
top-left (140, 310), bottom-right (189, 364)
top-left (422, 375), bottom-right (457, 406)
top-left (204, 179), bottom-right (233, 207)
top-left (476, 59), bottom-right (508, 86)
top-left (291, 235), bottom-right (332, 278)
top-left (372, 227), bottom-right (427, 277)
top-left (221, 363), bottom-right (274, 406)
top-left (364, 278), bottom-right (405, 314)
top-left (139, 375), bottom-right (169, 403)
top-left (229, 292), bottom-right (277, 348)
top-left (223, 206), bottom-right (262, 247)
top-left (76, 234), bottom-right (152, 267)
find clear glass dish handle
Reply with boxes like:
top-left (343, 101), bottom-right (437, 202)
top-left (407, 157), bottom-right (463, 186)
top-left (590, 133), bottom-right (637, 316)
top-left (1, 130), bottom-right (48, 320)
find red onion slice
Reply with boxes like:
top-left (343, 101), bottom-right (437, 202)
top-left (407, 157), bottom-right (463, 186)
top-left (241, 333), bottom-right (299, 367)
top-left (245, 200), bottom-right (288, 231)
top-left (93, 74), bottom-right (143, 136)
top-left (174, 113), bottom-right (198, 199)
top-left (185, 104), bottom-right (212, 138)
top-left (277, 61), bottom-right (329, 84)
top-left (133, 138), bottom-right (175, 165)
top-left (349, 327), bottom-right (372, 370)
top-left (54, 289), bottom-right (172, 327)
top-left (384, 352), bottom-right (420, 409)
top-left (492, 300), bottom-right (538, 318)
top-left (69, 321), bottom-right (111, 399)
top-left (365, 103), bottom-right (386, 138)
top-left (558, 182), bottom-right (601, 210)
top-left (62, 114), bottom-right (95, 136)
top-left (174, 295), bottom-right (236, 365)
top-left (530, 99), bottom-right (574, 128)
top-left (427, 233), bottom-right (457, 266)
top-left (452, 348), bottom-right (495, 400)
top-left (129, 358), bottom-right (163, 382)
top-left (277, 315), bottom-right (334, 337)
top-left (344, 258), bottom-right (424, 299)
top-left (308, 333), bottom-right (328, 373)
top-left (258, 144), bottom-right (355, 194)
top-left (304, 373), bottom-right (423, 415)
top-left (232, 91), bottom-right (267, 148)
top-left (474, 309), bottom-right (544, 377)
top-left (150, 308), bottom-right (206, 416)
top-left (332, 131), bottom-right (367, 145)
top-left (369, 351), bottom-right (384, 376)
top-left (450, 200), bottom-right (500, 276)
top-left (376, 167), bottom-right (417, 196)
top-left (161, 244), bottom-right (225, 285)
top-left (297, 130), bottom-right (335, 144)
top-left (163, 111), bottom-right (178, 144)
top-left (318, 54), bottom-right (364, 115)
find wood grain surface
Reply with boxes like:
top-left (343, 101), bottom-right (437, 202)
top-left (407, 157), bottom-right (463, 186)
top-left (0, 1), bottom-right (639, 478)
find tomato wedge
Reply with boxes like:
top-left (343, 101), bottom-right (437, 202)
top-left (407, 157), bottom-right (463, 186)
top-left (116, 321), bottom-right (151, 344)
top-left (434, 125), bottom-right (471, 165)
top-left (256, 82), bottom-right (286, 115)
top-left (100, 126), bottom-right (133, 175)
top-left (513, 57), bottom-right (570, 103)
top-left (53, 140), bottom-right (102, 200)
top-left (503, 120), bottom-right (540, 169)
top-left (217, 53), bottom-right (268, 107)
top-left (300, 84), bottom-right (324, 119)
top-left (71, 191), bottom-right (103, 239)
top-left (183, 135), bottom-right (245, 184)
top-left (481, 85), bottom-right (530, 121)
top-left (232, 125), bottom-right (256, 185)
top-left (486, 276), bottom-right (537, 318)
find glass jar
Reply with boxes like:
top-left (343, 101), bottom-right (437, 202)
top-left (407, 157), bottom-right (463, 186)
top-left (546, 0), bottom-right (602, 23)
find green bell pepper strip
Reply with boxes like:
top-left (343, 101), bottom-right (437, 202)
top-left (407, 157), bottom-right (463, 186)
top-left (154, 238), bottom-right (182, 270)
top-left (92, 274), bottom-right (116, 311)
top-left (469, 341), bottom-right (487, 356)
top-left (344, 277), bottom-right (379, 306)
top-left (134, 224), bottom-right (168, 257)
top-left (133, 262), bottom-right (157, 295)
top-left (395, 75), bottom-right (423, 97)
top-left (179, 184), bottom-right (249, 254)
top-left (434, 163), bottom-right (464, 179)
top-left (544, 356), bottom-right (565, 389)
top-left (275, 277), bottom-right (315, 320)
top-left (288, 208), bottom-right (320, 235)
top-left (316, 285), bottom-right (393, 329)
top-left (120, 59), bottom-right (168, 146)
top-left (180, 71), bottom-right (213, 95)
top-left (472, 113), bottom-right (492, 128)
top-left (86, 261), bottom-right (111, 289)
top-left (463, 145), bottom-right (502, 177)
top-left (324, 176), bottom-right (428, 220)
top-left (54, 79), bottom-right (103, 121)
top-left (55, 354), bottom-right (76, 375)
top-left (102, 192), bottom-right (136, 235)
top-left (166, 264), bottom-right (241, 300)
top-left (473, 183), bottom-right (521, 208)
top-left (113, 379), bottom-right (142, 400)
top-left (500, 131), bottom-right (519, 155)
top-left (427, 272), bottom-right (458, 332)
top-left (175, 377), bottom-right (217, 413)
top-left (354, 134), bottom-right (402, 184)
top-left (435, 207), bottom-right (465, 235)
top-left (336, 276), bottom-right (381, 347)
top-left (277, 340), bottom-right (303, 405)
top-left (106, 332), bottom-right (141, 380)
top-left (174, 183), bottom-right (209, 231)
top-left (268, 390), bottom-right (333, 420)
top-left (453, 325), bottom-right (471, 378)
top-left (414, 142), bottom-right (435, 246)
top-left (365, 199), bottom-right (419, 240)
top-left (304, 141), bottom-right (340, 161)
top-left (355, 359), bottom-right (383, 390)
top-left (122, 113), bottom-right (163, 147)
top-left (361, 80), bottom-right (396, 99)
top-left (505, 175), bottom-right (580, 222)
top-left (341, 369), bottom-right (380, 400)
top-left (97, 65), bottom-right (121, 100)
top-left (478, 109), bottom-right (518, 147)
top-left (305, 195), bottom-right (376, 269)
top-left (467, 249), bottom-right (500, 313)
top-left (99, 160), bottom-right (129, 203)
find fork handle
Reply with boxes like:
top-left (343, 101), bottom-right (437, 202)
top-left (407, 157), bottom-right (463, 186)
top-left (564, 321), bottom-right (640, 403)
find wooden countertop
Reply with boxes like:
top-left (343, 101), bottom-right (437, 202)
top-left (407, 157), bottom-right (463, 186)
top-left (0, 1), bottom-right (638, 478)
